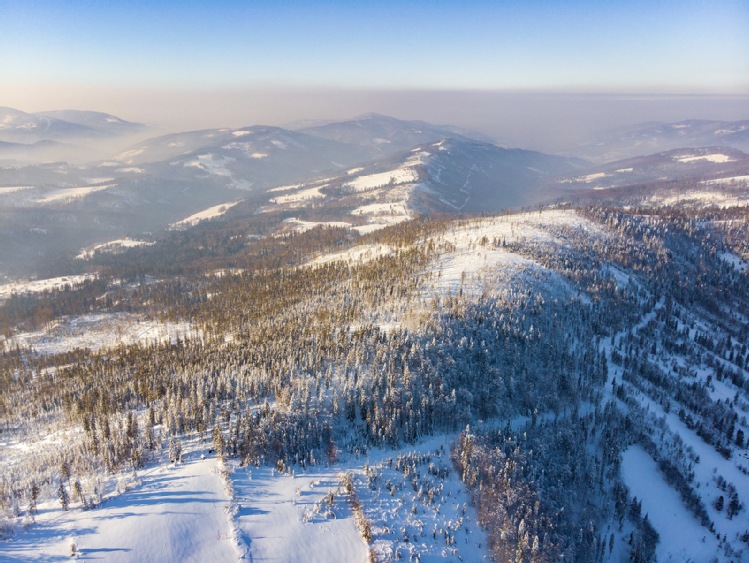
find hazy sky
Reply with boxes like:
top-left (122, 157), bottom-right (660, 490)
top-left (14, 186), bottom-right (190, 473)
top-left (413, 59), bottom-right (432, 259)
top-left (1, 0), bottom-right (748, 145)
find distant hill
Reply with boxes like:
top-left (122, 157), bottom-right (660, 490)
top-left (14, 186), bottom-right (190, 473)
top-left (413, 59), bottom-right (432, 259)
top-left (575, 119), bottom-right (749, 162)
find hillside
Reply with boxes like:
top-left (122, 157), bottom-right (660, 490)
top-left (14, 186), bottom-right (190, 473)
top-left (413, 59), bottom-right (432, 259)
top-left (1, 182), bottom-right (748, 560)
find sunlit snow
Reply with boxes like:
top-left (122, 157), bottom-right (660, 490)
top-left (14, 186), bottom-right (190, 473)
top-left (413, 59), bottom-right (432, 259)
top-left (170, 200), bottom-right (241, 229)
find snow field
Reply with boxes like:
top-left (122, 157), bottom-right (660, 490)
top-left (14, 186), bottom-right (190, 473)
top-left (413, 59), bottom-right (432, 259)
top-left (675, 153), bottom-right (736, 164)
top-left (228, 464), bottom-right (369, 562)
top-left (647, 190), bottom-right (749, 209)
top-left (76, 238), bottom-right (154, 259)
top-left (344, 167), bottom-right (419, 192)
top-left (305, 243), bottom-right (395, 268)
top-left (421, 210), bottom-right (606, 300)
top-left (269, 185), bottom-right (326, 205)
top-left (279, 218), bottom-right (353, 234)
top-left (170, 200), bottom-right (241, 229)
top-left (3, 312), bottom-right (197, 355)
top-left (621, 445), bottom-right (722, 562)
top-left (35, 184), bottom-right (116, 204)
top-left (183, 153), bottom-right (235, 176)
top-left (0, 186), bottom-right (36, 194)
top-left (226, 434), bottom-right (491, 563)
top-left (267, 183), bottom-right (303, 193)
top-left (2, 455), bottom-right (239, 562)
top-left (704, 175), bottom-right (749, 186)
top-left (0, 274), bottom-right (97, 301)
top-left (352, 436), bottom-right (491, 562)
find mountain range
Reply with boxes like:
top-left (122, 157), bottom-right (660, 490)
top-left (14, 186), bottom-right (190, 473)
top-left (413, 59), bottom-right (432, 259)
top-left (0, 109), bottom-right (747, 282)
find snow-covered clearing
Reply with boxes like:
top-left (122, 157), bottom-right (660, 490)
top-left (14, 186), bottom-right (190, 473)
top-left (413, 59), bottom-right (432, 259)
top-left (344, 168), bottom-right (419, 192)
top-left (2, 456), bottom-right (239, 562)
top-left (352, 223), bottom-right (401, 235)
top-left (227, 434), bottom-right (491, 563)
top-left (279, 218), bottom-right (352, 234)
top-left (353, 435), bottom-right (491, 562)
top-left (350, 200), bottom-right (412, 233)
top-left (675, 153), bottom-right (736, 164)
top-left (267, 183), bottom-right (303, 193)
top-left (2, 312), bottom-right (196, 355)
top-left (579, 172), bottom-right (608, 183)
top-left (704, 175), bottom-right (749, 186)
top-left (647, 190), bottom-right (749, 209)
top-left (0, 186), bottom-right (35, 194)
top-left (305, 244), bottom-right (395, 268)
top-left (351, 201), bottom-right (409, 217)
top-left (621, 445), bottom-right (721, 562)
top-left (422, 210), bottom-right (604, 301)
top-left (229, 464), bottom-right (368, 562)
top-left (183, 153), bottom-right (234, 176)
top-left (35, 184), bottom-right (116, 204)
top-left (76, 238), bottom-right (154, 259)
top-left (170, 201), bottom-right (241, 229)
top-left (116, 148), bottom-right (145, 162)
top-left (0, 274), bottom-right (97, 301)
top-left (269, 185), bottom-right (326, 205)
top-left (632, 393), bottom-right (749, 555)
top-left (114, 167), bottom-right (144, 174)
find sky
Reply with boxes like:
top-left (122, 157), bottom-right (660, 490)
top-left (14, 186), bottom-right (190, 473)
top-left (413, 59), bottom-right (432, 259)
top-left (1, 0), bottom-right (748, 145)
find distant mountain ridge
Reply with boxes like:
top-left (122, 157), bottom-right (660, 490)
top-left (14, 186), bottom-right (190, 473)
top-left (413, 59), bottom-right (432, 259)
top-left (574, 119), bottom-right (749, 162)
top-left (0, 109), bottom-right (747, 280)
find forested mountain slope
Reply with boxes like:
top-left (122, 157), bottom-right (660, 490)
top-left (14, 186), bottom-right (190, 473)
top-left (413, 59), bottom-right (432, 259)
top-left (1, 190), bottom-right (748, 560)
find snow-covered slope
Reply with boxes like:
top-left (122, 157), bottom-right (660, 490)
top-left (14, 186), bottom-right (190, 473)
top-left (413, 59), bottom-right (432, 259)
top-left (2, 455), bottom-right (239, 562)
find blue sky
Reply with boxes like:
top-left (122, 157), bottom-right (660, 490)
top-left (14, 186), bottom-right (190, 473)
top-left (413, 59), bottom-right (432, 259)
top-left (2, 0), bottom-right (747, 92)
top-left (1, 0), bottom-right (747, 137)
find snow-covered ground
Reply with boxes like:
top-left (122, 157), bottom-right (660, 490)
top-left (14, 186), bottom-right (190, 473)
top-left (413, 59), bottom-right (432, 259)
top-left (675, 153), bottom-right (736, 164)
top-left (170, 201), bottom-right (241, 229)
top-left (421, 210), bottom-right (604, 301)
top-left (227, 434), bottom-right (491, 563)
top-left (2, 455), bottom-right (239, 562)
top-left (183, 153), bottom-right (234, 176)
top-left (76, 238), bottom-right (154, 260)
top-left (353, 436), bottom-right (492, 562)
top-left (35, 184), bottom-right (116, 204)
top-left (646, 189), bottom-right (749, 209)
top-left (279, 218), bottom-right (353, 234)
top-left (305, 243), bottom-right (395, 268)
top-left (344, 168), bottom-right (419, 193)
top-left (3, 431), bottom-right (490, 563)
top-left (269, 185), bottom-right (327, 205)
top-left (229, 464), bottom-right (369, 562)
top-left (559, 171), bottom-right (610, 184)
top-left (621, 445), bottom-right (721, 562)
top-left (0, 186), bottom-right (36, 195)
top-left (0, 274), bottom-right (98, 301)
top-left (704, 175), bottom-right (749, 186)
top-left (267, 183), bottom-right (303, 193)
top-left (2, 313), bottom-right (196, 355)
